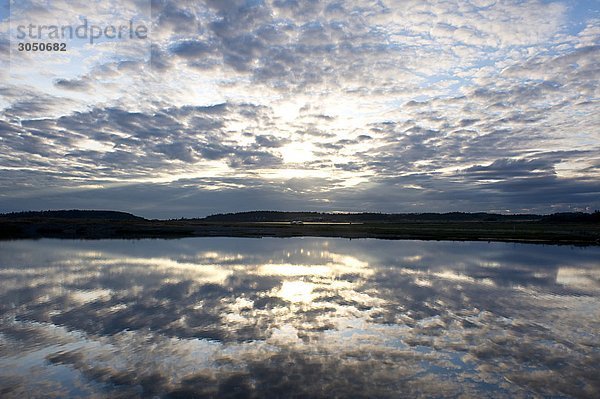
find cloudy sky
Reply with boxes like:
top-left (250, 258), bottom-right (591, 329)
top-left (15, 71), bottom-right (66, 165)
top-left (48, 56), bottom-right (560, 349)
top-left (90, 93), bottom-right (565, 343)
top-left (0, 0), bottom-right (599, 218)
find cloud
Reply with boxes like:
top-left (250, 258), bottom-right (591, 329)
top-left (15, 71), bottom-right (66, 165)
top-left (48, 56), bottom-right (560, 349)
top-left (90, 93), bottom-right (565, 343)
top-left (54, 78), bottom-right (91, 91)
top-left (170, 39), bottom-right (214, 58)
top-left (464, 158), bottom-right (556, 179)
top-left (0, 0), bottom-right (599, 215)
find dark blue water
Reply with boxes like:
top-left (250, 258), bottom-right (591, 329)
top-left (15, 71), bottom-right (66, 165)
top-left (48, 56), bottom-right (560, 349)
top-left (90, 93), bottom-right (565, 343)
top-left (0, 238), bottom-right (598, 398)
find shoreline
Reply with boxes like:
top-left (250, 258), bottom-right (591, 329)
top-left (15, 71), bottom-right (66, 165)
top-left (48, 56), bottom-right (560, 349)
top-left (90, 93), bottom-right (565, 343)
top-left (2, 219), bottom-right (599, 246)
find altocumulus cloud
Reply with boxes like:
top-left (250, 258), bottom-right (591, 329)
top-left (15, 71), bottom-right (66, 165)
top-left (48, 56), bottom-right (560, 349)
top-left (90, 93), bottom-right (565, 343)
top-left (0, 0), bottom-right (599, 217)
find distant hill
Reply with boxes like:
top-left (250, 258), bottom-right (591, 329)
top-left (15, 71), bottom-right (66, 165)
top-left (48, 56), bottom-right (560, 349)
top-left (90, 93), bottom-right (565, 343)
top-left (0, 210), bottom-right (146, 221)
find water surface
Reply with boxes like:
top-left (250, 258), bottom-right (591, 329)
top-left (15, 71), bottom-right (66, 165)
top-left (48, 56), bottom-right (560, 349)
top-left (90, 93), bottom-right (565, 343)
top-left (0, 238), bottom-right (599, 398)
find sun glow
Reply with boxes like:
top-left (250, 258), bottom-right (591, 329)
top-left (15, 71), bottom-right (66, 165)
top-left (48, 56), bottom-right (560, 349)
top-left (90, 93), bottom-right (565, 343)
top-left (280, 142), bottom-right (315, 164)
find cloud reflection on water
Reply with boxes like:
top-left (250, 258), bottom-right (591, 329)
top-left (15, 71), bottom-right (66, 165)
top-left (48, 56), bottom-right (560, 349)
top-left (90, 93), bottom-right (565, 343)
top-left (0, 238), bottom-right (599, 398)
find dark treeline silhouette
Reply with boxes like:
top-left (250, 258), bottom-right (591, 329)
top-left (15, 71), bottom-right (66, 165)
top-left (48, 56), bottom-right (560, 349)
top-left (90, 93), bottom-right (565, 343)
top-left (541, 211), bottom-right (600, 223)
top-left (201, 210), bottom-right (600, 223)
top-left (2, 209), bottom-right (599, 223)
top-left (1, 210), bottom-right (144, 221)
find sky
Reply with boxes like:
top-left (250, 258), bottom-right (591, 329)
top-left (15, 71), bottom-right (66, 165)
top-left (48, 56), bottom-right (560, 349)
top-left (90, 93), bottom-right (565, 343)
top-left (0, 0), bottom-right (599, 218)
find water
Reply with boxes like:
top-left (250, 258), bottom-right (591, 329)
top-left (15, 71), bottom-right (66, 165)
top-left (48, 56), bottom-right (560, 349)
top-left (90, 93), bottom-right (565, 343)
top-left (0, 238), bottom-right (598, 398)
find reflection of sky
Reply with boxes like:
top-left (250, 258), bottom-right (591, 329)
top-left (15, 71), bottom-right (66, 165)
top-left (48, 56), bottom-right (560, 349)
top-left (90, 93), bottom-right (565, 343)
top-left (0, 238), bottom-right (599, 398)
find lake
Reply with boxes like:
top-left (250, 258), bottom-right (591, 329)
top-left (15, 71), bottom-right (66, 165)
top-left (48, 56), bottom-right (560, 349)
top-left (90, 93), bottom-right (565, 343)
top-left (0, 238), bottom-right (598, 398)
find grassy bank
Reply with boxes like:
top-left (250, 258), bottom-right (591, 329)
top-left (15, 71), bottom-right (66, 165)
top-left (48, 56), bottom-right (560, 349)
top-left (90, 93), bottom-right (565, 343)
top-left (2, 216), bottom-right (599, 245)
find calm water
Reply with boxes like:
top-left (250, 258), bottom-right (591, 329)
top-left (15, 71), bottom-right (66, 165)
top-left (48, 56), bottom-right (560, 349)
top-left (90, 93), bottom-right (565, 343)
top-left (0, 238), bottom-right (598, 398)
